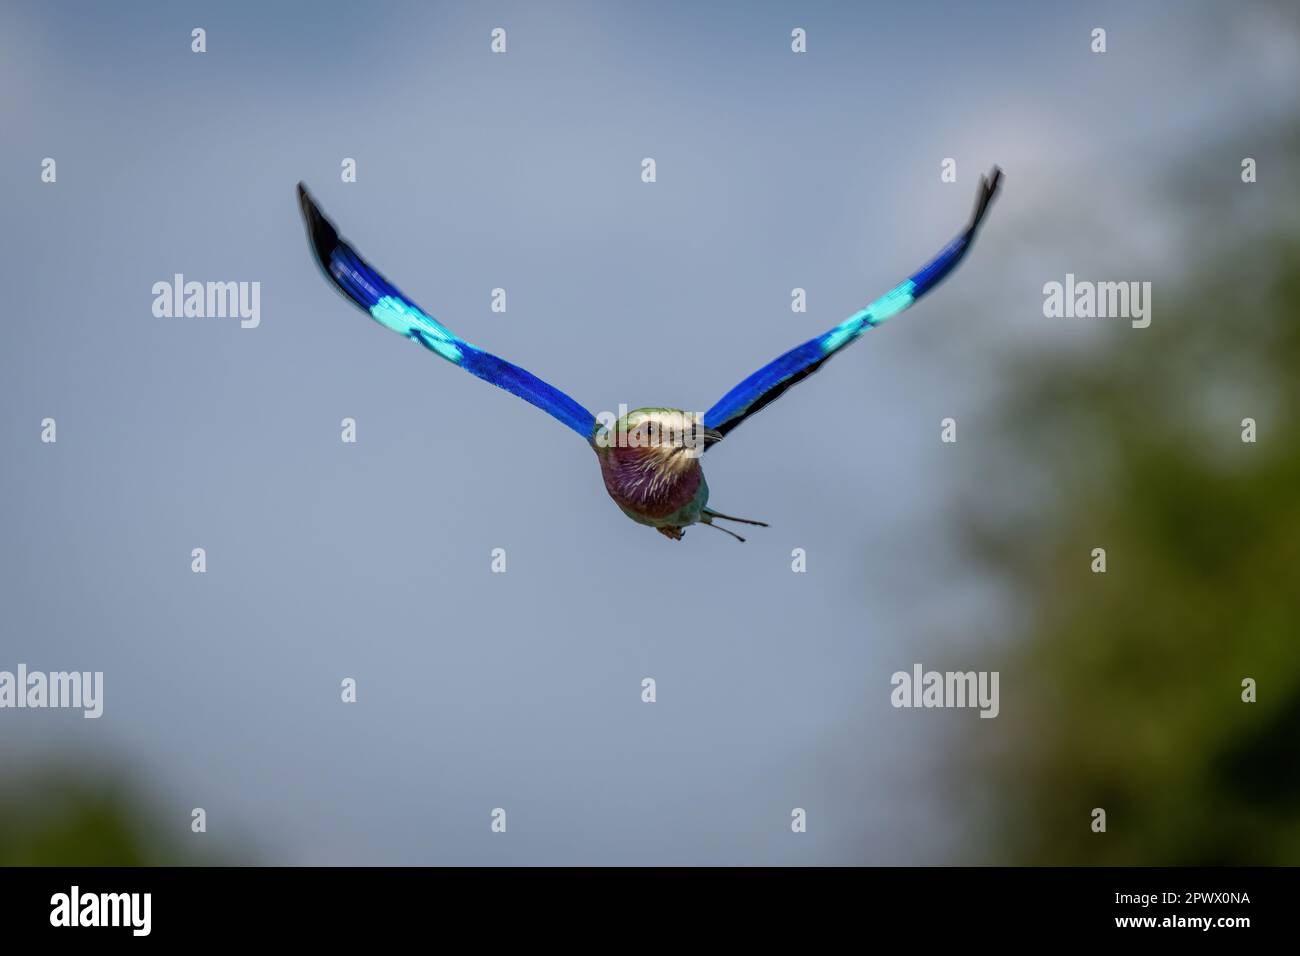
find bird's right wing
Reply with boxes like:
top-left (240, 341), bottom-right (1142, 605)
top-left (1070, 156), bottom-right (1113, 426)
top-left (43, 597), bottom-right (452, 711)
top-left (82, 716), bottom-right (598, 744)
top-left (702, 167), bottom-right (1002, 441)
top-left (298, 183), bottom-right (598, 442)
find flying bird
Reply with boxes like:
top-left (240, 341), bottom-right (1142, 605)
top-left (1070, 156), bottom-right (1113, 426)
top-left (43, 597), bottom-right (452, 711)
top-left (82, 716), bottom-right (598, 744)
top-left (297, 169), bottom-right (1002, 541)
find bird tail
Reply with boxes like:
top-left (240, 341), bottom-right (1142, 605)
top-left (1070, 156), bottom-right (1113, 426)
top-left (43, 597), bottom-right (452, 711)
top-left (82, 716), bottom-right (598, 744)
top-left (701, 508), bottom-right (769, 543)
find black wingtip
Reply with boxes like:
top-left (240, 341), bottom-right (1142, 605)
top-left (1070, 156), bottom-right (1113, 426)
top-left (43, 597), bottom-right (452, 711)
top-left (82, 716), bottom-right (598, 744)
top-left (296, 181), bottom-right (340, 269)
top-left (295, 180), bottom-right (314, 221)
top-left (970, 166), bottom-right (1003, 231)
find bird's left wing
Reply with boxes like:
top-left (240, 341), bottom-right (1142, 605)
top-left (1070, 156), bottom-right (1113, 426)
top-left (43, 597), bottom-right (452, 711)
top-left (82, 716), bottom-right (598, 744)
top-left (297, 183), bottom-right (597, 442)
top-left (703, 167), bottom-right (1002, 441)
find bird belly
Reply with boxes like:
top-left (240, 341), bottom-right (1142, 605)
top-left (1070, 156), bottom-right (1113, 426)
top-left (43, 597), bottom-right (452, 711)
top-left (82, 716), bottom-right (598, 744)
top-left (600, 457), bottom-right (708, 528)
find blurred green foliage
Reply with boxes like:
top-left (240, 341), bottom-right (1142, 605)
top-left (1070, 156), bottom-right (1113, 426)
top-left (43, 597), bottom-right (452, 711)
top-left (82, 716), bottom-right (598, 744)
top-left (964, 147), bottom-right (1300, 864)
top-left (0, 768), bottom-right (217, 866)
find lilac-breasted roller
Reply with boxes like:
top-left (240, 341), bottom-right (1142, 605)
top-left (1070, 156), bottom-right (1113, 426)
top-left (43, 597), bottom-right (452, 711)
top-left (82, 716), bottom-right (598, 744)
top-left (297, 169), bottom-right (1001, 542)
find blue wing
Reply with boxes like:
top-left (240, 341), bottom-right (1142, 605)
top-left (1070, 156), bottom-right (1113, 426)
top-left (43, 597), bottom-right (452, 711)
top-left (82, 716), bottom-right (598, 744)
top-left (704, 167), bottom-right (1002, 440)
top-left (298, 184), bottom-right (597, 442)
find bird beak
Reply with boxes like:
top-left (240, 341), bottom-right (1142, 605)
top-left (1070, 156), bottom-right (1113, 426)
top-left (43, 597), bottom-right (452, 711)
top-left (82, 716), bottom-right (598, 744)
top-left (672, 426), bottom-right (723, 457)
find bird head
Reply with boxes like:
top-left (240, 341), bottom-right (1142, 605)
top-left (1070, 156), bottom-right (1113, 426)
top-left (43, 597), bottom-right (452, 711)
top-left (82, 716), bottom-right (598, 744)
top-left (594, 407), bottom-right (722, 472)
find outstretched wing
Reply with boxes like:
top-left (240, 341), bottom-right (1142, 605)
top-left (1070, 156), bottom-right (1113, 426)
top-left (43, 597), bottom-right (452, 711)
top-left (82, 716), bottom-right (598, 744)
top-left (703, 167), bottom-right (1002, 441)
top-left (297, 183), bottom-right (597, 441)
